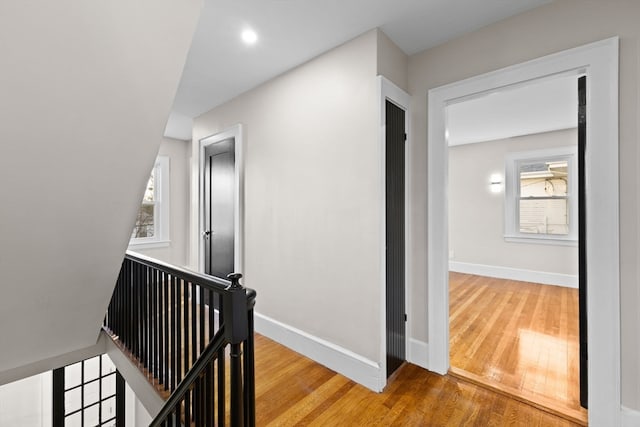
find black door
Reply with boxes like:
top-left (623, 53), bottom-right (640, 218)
top-left (386, 100), bottom-right (406, 378)
top-left (203, 138), bottom-right (235, 280)
top-left (578, 76), bottom-right (588, 408)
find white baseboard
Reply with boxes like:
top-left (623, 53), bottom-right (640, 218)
top-left (449, 261), bottom-right (578, 288)
top-left (407, 339), bottom-right (429, 370)
top-left (622, 406), bottom-right (640, 426)
top-left (254, 312), bottom-right (384, 392)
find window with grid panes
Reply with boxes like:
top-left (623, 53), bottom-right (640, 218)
top-left (504, 146), bottom-right (578, 244)
top-left (52, 354), bottom-right (124, 427)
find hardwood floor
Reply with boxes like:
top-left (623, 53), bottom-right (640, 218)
top-left (255, 334), bottom-right (581, 426)
top-left (449, 272), bottom-right (587, 425)
top-left (111, 282), bottom-right (586, 426)
top-left (113, 330), bottom-right (582, 425)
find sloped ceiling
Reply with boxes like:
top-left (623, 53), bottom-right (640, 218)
top-left (0, 0), bottom-right (202, 375)
top-left (164, 0), bottom-right (552, 139)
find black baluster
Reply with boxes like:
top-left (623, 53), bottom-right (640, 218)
top-left (184, 281), bottom-right (190, 383)
top-left (164, 271), bottom-right (170, 390)
top-left (158, 270), bottom-right (164, 385)
top-left (218, 347), bottom-right (225, 424)
top-left (172, 275), bottom-right (178, 391)
top-left (191, 283), bottom-right (197, 363)
top-left (199, 285), bottom-right (205, 355)
top-left (176, 278), bottom-right (182, 385)
top-left (209, 289), bottom-right (215, 340)
top-left (185, 388), bottom-right (191, 427)
top-left (151, 267), bottom-right (157, 379)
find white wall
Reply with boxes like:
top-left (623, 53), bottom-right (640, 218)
top-left (133, 137), bottom-right (191, 267)
top-left (191, 30), bottom-right (382, 365)
top-left (125, 383), bottom-right (152, 427)
top-left (0, 0), bottom-right (202, 378)
top-left (449, 129), bottom-right (578, 278)
top-left (408, 0), bottom-right (640, 409)
top-left (0, 372), bottom-right (52, 427)
top-left (377, 30), bottom-right (408, 92)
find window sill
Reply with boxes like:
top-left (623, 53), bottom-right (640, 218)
top-left (504, 235), bottom-right (578, 247)
top-left (128, 239), bottom-right (171, 250)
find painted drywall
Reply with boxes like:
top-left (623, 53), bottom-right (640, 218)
top-left (407, 0), bottom-right (640, 408)
top-left (377, 30), bottom-right (409, 92)
top-left (125, 383), bottom-right (152, 427)
top-left (0, 372), bottom-right (52, 427)
top-left (449, 129), bottom-right (578, 276)
top-left (0, 0), bottom-right (202, 376)
top-left (132, 137), bottom-right (191, 267)
top-left (191, 30), bottom-right (381, 362)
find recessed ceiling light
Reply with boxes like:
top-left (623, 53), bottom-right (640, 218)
top-left (241, 29), bottom-right (258, 45)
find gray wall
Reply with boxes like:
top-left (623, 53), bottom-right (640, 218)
top-left (133, 137), bottom-right (190, 267)
top-left (449, 129), bottom-right (578, 276)
top-left (0, 0), bottom-right (201, 377)
top-left (408, 0), bottom-right (640, 408)
top-left (192, 30), bottom-right (382, 362)
top-left (377, 30), bottom-right (408, 91)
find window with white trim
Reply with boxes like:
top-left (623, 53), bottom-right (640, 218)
top-left (129, 156), bottom-right (169, 248)
top-left (505, 147), bottom-right (577, 244)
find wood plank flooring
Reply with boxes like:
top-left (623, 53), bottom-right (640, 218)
top-left (449, 272), bottom-right (587, 425)
top-left (254, 334), bottom-right (581, 426)
top-left (114, 329), bottom-right (583, 425)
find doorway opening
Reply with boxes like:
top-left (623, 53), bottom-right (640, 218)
top-left (427, 38), bottom-right (619, 425)
top-left (445, 74), bottom-right (585, 421)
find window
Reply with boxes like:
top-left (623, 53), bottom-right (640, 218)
top-left (129, 156), bottom-right (169, 248)
top-left (505, 147), bottom-right (577, 244)
top-left (52, 354), bottom-right (125, 427)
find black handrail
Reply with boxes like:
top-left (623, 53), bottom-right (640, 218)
top-left (150, 328), bottom-right (227, 427)
top-left (123, 250), bottom-right (231, 292)
top-left (104, 251), bottom-right (256, 427)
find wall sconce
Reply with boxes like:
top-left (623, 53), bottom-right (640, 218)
top-left (490, 173), bottom-right (502, 193)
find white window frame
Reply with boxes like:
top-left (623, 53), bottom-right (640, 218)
top-left (129, 156), bottom-right (170, 249)
top-left (504, 146), bottom-right (578, 245)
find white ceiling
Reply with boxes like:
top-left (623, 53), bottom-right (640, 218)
top-left (446, 74), bottom-right (578, 146)
top-left (164, 0), bottom-right (553, 140)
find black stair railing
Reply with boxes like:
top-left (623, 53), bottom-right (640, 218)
top-left (103, 251), bottom-right (256, 427)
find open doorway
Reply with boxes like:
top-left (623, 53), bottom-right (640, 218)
top-left (426, 38), bottom-right (619, 425)
top-left (445, 74), bottom-right (584, 421)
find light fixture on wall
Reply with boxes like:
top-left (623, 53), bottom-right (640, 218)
top-left (490, 173), bottom-right (502, 193)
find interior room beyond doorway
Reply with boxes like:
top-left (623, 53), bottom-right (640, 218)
top-left (446, 76), bottom-right (584, 423)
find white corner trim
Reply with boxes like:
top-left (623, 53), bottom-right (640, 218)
top-left (449, 261), bottom-right (578, 288)
top-left (407, 339), bottom-right (429, 370)
top-left (621, 406), bottom-right (640, 427)
top-left (254, 312), bottom-right (384, 392)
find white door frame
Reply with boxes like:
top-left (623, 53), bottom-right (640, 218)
top-left (378, 76), bottom-right (411, 390)
top-left (198, 124), bottom-right (245, 276)
top-left (427, 38), bottom-right (619, 424)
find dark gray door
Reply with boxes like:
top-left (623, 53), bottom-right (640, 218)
top-left (203, 138), bottom-right (235, 280)
top-left (578, 76), bottom-right (588, 409)
top-left (385, 100), bottom-right (406, 378)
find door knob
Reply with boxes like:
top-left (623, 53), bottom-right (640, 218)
top-left (202, 230), bottom-right (213, 238)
